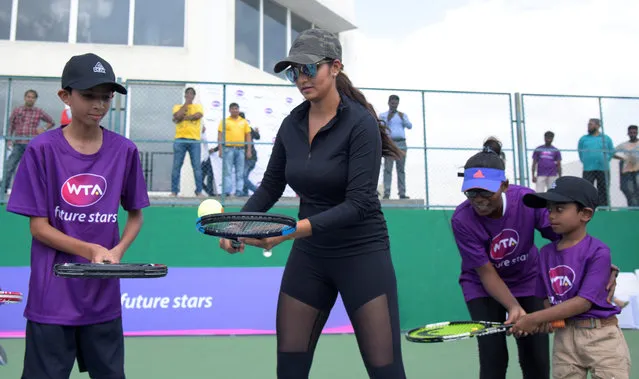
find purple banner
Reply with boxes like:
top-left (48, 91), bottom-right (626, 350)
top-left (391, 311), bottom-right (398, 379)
top-left (0, 267), bottom-right (354, 337)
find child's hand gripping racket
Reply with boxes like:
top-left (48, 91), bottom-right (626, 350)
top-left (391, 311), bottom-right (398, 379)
top-left (195, 199), bottom-right (297, 252)
top-left (405, 319), bottom-right (566, 343)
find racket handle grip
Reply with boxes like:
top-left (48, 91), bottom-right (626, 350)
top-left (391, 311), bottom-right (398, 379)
top-left (231, 240), bottom-right (241, 249)
top-left (551, 320), bottom-right (565, 328)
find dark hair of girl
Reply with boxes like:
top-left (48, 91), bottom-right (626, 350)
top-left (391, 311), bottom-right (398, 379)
top-left (464, 137), bottom-right (505, 170)
top-left (335, 71), bottom-right (404, 160)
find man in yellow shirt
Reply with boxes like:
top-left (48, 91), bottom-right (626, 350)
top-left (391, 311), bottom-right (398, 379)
top-left (171, 87), bottom-right (205, 197)
top-left (217, 102), bottom-right (252, 196)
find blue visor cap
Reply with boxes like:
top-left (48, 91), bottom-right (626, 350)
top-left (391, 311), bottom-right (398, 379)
top-left (461, 167), bottom-right (506, 192)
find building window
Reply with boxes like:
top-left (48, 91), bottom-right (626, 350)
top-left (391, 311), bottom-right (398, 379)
top-left (0, 0), bottom-right (11, 40)
top-left (16, 0), bottom-right (71, 42)
top-left (263, 0), bottom-right (286, 76)
top-left (133, 0), bottom-right (185, 47)
top-left (235, 0), bottom-right (260, 69)
top-left (234, 0), bottom-right (314, 78)
top-left (291, 13), bottom-right (312, 45)
top-left (77, 0), bottom-right (129, 45)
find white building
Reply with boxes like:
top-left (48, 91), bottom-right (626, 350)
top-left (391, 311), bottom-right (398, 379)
top-left (0, 0), bottom-right (358, 200)
top-left (0, 0), bottom-right (357, 83)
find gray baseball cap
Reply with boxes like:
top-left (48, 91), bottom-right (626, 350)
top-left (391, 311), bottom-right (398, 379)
top-left (273, 28), bottom-right (342, 73)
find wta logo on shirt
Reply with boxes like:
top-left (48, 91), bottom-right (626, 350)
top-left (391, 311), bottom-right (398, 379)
top-left (549, 265), bottom-right (575, 296)
top-left (61, 173), bottom-right (107, 207)
top-left (490, 229), bottom-right (519, 260)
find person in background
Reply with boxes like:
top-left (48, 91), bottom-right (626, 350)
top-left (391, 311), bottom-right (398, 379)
top-left (171, 87), bottom-right (205, 198)
top-left (239, 111), bottom-right (260, 196)
top-left (577, 118), bottom-right (614, 207)
top-left (217, 103), bottom-right (252, 197)
top-left (379, 94), bottom-right (412, 199)
top-left (1, 89), bottom-right (55, 195)
top-left (614, 125), bottom-right (639, 207)
top-left (201, 126), bottom-right (218, 197)
top-left (60, 104), bottom-right (72, 125)
top-left (531, 131), bottom-right (562, 192)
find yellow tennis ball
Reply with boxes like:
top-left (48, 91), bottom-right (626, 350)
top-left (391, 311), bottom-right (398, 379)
top-left (198, 199), bottom-right (224, 217)
top-left (471, 327), bottom-right (478, 332)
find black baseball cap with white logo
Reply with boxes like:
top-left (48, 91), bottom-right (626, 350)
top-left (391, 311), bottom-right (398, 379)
top-left (61, 53), bottom-right (127, 94)
top-left (523, 176), bottom-right (599, 210)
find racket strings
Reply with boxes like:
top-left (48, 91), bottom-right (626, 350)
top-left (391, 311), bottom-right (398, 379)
top-left (202, 220), bottom-right (289, 236)
top-left (415, 323), bottom-right (487, 337)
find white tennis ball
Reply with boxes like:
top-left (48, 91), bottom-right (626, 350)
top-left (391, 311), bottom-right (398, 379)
top-left (263, 249), bottom-right (272, 258)
top-left (198, 199), bottom-right (224, 217)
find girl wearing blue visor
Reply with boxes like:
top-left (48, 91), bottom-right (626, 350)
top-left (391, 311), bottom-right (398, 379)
top-left (449, 139), bottom-right (619, 379)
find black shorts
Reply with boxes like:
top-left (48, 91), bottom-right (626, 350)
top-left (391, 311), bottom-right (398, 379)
top-left (22, 317), bottom-right (125, 379)
top-left (280, 246), bottom-right (399, 316)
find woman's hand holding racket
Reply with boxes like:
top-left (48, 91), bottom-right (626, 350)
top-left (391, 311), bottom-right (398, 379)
top-left (219, 238), bottom-right (245, 254)
top-left (239, 235), bottom-right (290, 251)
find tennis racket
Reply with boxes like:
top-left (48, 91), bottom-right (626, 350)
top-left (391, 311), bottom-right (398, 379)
top-left (0, 291), bottom-right (23, 304)
top-left (54, 263), bottom-right (168, 279)
top-left (405, 319), bottom-right (566, 343)
top-left (196, 212), bottom-right (297, 248)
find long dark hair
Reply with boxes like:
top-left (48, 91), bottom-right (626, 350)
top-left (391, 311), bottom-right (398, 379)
top-left (465, 138), bottom-right (505, 170)
top-left (335, 71), bottom-right (404, 159)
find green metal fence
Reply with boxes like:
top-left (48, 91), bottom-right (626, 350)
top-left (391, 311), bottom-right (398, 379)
top-left (1, 75), bottom-right (637, 209)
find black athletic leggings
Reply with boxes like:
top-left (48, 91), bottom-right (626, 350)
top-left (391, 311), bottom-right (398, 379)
top-left (276, 247), bottom-right (406, 379)
top-left (466, 296), bottom-right (550, 379)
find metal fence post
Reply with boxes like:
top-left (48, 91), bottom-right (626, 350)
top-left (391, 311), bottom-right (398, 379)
top-left (1, 78), bottom-right (13, 204)
top-left (421, 91), bottom-right (429, 208)
top-left (514, 92), bottom-right (526, 187)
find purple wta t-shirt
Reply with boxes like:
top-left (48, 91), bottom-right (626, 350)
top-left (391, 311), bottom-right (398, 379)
top-left (451, 185), bottom-right (560, 302)
top-left (535, 235), bottom-right (620, 320)
top-left (532, 145), bottom-right (561, 177)
top-left (7, 126), bottom-right (150, 326)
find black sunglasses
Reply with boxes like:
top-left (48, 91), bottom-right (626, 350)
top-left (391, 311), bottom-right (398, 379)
top-left (464, 190), bottom-right (496, 199)
top-left (284, 59), bottom-right (334, 83)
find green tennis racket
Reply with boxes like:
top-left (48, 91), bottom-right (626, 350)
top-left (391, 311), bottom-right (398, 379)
top-left (405, 320), bottom-right (565, 343)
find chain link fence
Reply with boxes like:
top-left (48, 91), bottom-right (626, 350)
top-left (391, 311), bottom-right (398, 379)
top-left (2, 75), bottom-right (637, 210)
top-left (521, 93), bottom-right (639, 209)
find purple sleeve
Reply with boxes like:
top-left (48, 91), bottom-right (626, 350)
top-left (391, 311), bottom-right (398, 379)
top-left (577, 245), bottom-right (612, 304)
top-left (555, 150), bottom-right (562, 161)
top-left (451, 218), bottom-right (489, 270)
top-left (532, 149), bottom-right (540, 162)
top-left (6, 145), bottom-right (48, 218)
top-left (120, 145), bottom-right (150, 211)
top-left (534, 207), bottom-right (561, 241)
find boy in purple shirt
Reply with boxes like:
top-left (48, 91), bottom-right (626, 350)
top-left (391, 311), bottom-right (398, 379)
top-left (7, 53), bottom-right (150, 378)
top-left (514, 176), bottom-right (631, 378)
top-left (451, 140), bottom-right (619, 379)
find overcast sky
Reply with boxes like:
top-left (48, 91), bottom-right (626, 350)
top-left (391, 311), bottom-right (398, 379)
top-left (347, 0), bottom-right (639, 206)
top-left (350, 0), bottom-right (639, 95)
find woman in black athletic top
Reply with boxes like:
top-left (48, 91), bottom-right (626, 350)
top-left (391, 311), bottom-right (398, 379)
top-left (219, 28), bottom-right (407, 379)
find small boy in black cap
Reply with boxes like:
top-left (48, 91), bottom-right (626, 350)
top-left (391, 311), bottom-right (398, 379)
top-left (7, 53), bottom-right (149, 378)
top-left (512, 176), bottom-right (630, 378)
